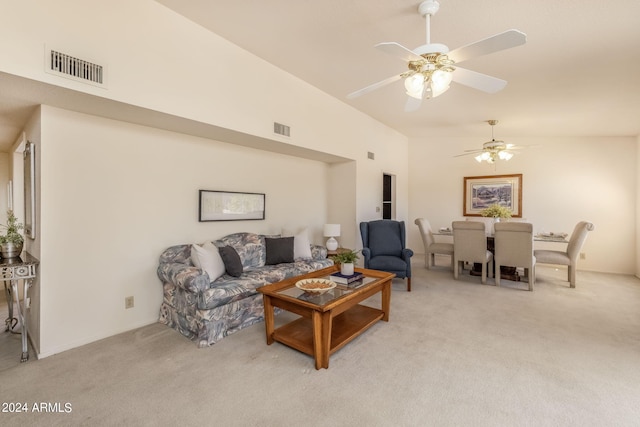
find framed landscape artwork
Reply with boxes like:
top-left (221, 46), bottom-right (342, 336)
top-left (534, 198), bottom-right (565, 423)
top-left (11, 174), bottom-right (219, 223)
top-left (199, 190), bottom-right (265, 221)
top-left (463, 174), bottom-right (522, 217)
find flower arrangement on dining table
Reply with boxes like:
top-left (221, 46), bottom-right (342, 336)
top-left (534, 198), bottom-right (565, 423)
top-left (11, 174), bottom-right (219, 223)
top-left (479, 204), bottom-right (512, 219)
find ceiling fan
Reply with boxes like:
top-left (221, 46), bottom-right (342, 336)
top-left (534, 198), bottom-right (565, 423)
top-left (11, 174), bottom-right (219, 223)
top-left (347, 0), bottom-right (527, 111)
top-left (455, 120), bottom-right (525, 163)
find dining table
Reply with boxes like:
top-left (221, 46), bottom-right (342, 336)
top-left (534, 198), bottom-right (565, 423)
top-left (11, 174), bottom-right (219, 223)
top-left (434, 227), bottom-right (568, 280)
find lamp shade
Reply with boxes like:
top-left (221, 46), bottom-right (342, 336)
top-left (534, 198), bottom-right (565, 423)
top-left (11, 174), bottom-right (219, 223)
top-left (323, 224), bottom-right (341, 237)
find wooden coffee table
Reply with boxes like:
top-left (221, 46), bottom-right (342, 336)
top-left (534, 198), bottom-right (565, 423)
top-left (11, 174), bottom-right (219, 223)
top-left (258, 266), bottom-right (394, 369)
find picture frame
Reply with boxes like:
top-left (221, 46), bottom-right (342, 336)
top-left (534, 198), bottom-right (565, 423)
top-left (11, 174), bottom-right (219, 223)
top-left (198, 190), bottom-right (265, 221)
top-left (463, 174), bottom-right (522, 217)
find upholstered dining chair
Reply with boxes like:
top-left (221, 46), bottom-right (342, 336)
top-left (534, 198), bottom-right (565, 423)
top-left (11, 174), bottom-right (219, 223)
top-left (466, 217), bottom-right (494, 235)
top-left (534, 221), bottom-right (595, 288)
top-left (494, 222), bottom-right (536, 291)
top-left (452, 221), bottom-right (494, 285)
top-left (414, 218), bottom-right (454, 270)
top-left (360, 220), bottom-right (414, 291)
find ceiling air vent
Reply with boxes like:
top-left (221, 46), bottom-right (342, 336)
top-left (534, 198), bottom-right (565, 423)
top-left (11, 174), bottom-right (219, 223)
top-left (45, 46), bottom-right (106, 88)
top-left (274, 122), bottom-right (290, 137)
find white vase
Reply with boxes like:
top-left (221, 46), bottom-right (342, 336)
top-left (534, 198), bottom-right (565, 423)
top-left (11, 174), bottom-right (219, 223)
top-left (340, 262), bottom-right (354, 276)
top-left (491, 217), bottom-right (500, 235)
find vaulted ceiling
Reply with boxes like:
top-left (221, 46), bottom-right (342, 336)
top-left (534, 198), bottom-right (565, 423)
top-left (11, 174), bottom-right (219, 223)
top-left (1, 0), bottom-right (639, 153)
top-left (156, 0), bottom-right (640, 139)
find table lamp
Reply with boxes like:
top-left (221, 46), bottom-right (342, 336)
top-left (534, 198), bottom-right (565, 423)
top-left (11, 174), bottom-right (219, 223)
top-left (323, 224), bottom-right (340, 251)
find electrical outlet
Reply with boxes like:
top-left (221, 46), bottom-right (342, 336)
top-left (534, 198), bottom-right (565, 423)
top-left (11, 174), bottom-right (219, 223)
top-left (125, 296), bottom-right (134, 309)
top-left (580, 252), bottom-right (586, 260)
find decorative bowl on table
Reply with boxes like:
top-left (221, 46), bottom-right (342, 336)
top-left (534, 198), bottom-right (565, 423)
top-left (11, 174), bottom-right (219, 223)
top-left (295, 278), bottom-right (337, 294)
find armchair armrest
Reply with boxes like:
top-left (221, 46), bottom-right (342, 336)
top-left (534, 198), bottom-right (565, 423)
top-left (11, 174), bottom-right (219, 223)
top-left (157, 262), bottom-right (211, 294)
top-left (361, 248), bottom-right (372, 267)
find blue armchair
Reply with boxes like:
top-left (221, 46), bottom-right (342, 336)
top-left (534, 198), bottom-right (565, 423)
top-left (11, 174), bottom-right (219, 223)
top-left (360, 220), bottom-right (414, 291)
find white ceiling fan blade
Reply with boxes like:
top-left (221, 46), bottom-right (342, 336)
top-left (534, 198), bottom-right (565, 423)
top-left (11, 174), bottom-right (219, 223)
top-left (404, 96), bottom-right (422, 112)
top-left (452, 67), bottom-right (507, 93)
top-left (347, 73), bottom-right (403, 99)
top-left (453, 151), bottom-right (483, 157)
top-left (448, 29), bottom-right (526, 64)
top-left (375, 42), bottom-right (423, 62)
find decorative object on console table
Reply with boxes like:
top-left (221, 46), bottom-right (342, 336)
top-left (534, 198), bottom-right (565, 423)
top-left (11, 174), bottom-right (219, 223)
top-left (331, 249), bottom-right (360, 276)
top-left (329, 271), bottom-right (365, 285)
top-left (323, 223), bottom-right (341, 251)
top-left (0, 210), bottom-right (24, 259)
top-left (463, 174), bottom-right (522, 217)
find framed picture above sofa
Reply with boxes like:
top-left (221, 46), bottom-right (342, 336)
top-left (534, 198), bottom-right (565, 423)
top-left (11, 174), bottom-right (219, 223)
top-left (199, 190), bottom-right (265, 221)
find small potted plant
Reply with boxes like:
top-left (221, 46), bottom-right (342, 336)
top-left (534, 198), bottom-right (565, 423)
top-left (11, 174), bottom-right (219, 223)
top-left (332, 249), bottom-right (360, 276)
top-left (0, 210), bottom-right (25, 259)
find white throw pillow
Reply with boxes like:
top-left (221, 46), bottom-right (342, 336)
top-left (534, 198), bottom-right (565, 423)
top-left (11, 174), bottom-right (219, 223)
top-left (282, 227), bottom-right (312, 259)
top-left (191, 241), bottom-right (226, 282)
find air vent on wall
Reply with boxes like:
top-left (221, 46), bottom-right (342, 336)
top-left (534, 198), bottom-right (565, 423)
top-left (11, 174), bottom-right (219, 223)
top-left (45, 46), bottom-right (106, 88)
top-left (274, 122), bottom-right (290, 137)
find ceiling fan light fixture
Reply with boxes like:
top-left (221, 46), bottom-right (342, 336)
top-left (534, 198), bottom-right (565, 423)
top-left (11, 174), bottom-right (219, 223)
top-left (404, 74), bottom-right (425, 99)
top-left (431, 69), bottom-right (452, 96)
top-left (475, 152), bottom-right (491, 162)
top-left (472, 120), bottom-right (515, 164)
top-left (498, 151), bottom-right (513, 160)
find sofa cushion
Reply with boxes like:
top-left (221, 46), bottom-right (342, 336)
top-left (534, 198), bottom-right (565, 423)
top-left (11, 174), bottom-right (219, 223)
top-left (265, 237), bottom-right (294, 265)
top-left (191, 242), bottom-right (226, 282)
top-left (219, 246), bottom-right (243, 277)
top-left (282, 227), bottom-right (313, 259)
top-left (216, 232), bottom-right (265, 269)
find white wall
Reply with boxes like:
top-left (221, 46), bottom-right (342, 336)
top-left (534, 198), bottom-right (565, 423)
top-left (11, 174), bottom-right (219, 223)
top-left (409, 136), bottom-right (637, 274)
top-left (35, 106), bottom-right (332, 357)
top-left (0, 0), bottom-right (410, 357)
top-left (637, 135), bottom-right (640, 278)
top-left (0, 0), bottom-right (407, 162)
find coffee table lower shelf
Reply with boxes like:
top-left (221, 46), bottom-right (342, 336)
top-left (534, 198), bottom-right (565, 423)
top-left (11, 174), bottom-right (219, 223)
top-left (273, 304), bottom-right (383, 360)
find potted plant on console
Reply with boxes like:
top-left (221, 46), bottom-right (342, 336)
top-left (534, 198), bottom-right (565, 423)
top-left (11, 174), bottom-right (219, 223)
top-left (332, 249), bottom-right (360, 276)
top-left (0, 210), bottom-right (24, 259)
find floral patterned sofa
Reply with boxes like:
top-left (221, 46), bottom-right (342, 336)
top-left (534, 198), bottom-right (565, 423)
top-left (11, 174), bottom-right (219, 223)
top-left (157, 232), bottom-right (333, 347)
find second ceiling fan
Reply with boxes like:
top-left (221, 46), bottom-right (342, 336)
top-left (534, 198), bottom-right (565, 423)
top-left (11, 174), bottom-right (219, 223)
top-left (347, 0), bottom-right (527, 111)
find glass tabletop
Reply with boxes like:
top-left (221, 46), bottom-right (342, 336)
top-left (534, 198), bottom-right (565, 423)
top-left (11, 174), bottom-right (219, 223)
top-left (276, 275), bottom-right (378, 306)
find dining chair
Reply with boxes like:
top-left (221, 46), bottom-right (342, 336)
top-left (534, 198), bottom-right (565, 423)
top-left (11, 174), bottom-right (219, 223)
top-left (452, 221), bottom-right (493, 284)
top-left (360, 220), bottom-right (414, 291)
top-left (414, 218), bottom-right (454, 270)
top-left (494, 222), bottom-right (536, 291)
top-left (534, 221), bottom-right (595, 288)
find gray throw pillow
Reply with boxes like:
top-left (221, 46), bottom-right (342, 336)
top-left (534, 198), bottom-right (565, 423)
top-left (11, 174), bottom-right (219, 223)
top-left (218, 246), bottom-right (243, 277)
top-left (265, 237), bottom-right (294, 265)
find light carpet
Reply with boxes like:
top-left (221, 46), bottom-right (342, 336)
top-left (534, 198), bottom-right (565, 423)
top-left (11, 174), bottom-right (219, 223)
top-left (1, 261), bottom-right (639, 426)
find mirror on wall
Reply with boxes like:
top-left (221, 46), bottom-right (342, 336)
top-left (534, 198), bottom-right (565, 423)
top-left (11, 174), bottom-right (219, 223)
top-left (24, 141), bottom-right (35, 239)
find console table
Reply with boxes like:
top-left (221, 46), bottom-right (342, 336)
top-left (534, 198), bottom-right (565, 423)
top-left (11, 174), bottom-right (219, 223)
top-left (2, 252), bottom-right (39, 362)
